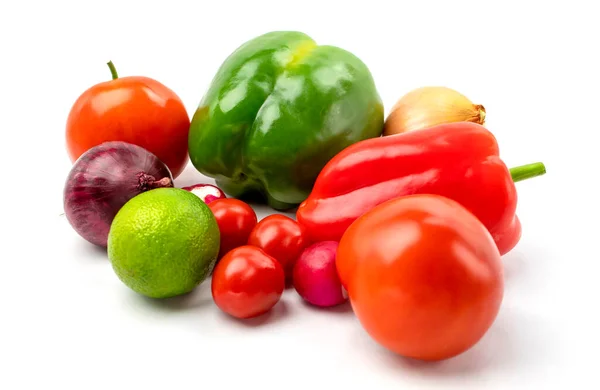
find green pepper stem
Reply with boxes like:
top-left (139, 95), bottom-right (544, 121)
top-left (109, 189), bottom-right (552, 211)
top-left (107, 61), bottom-right (118, 80)
top-left (510, 162), bottom-right (546, 182)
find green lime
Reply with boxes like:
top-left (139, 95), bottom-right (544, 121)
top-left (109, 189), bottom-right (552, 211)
top-left (107, 188), bottom-right (220, 299)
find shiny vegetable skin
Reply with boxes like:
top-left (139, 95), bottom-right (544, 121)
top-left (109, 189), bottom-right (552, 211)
top-left (208, 199), bottom-right (258, 260)
top-left (212, 245), bottom-right (285, 319)
top-left (66, 62), bottom-right (190, 178)
top-left (247, 214), bottom-right (309, 281)
top-left (188, 31), bottom-right (384, 210)
top-left (338, 194), bottom-right (504, 361)
top-left (297, 122), bottom-right (546, 256)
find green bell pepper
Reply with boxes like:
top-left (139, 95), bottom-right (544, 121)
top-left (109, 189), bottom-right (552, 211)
top-left (188, 31), bottom-right (384, 210)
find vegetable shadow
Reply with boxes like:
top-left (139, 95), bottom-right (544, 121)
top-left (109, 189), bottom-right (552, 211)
top-left (173, 164), bottom-right (298, 218)
top-left (133, 281), bottom-right (214, 312)
top-left (353, 307), bottom-right (543, 379)
top-left (501, 247), bottom-right (543, 289)
top-left (172, 164), bottom-right (216, 188)
top-left (226, 299), bottom-right (290, 328)
top-left (75, 239), bottom-right (109, 261)
top-left (299, 299), bottom-right (354, 315)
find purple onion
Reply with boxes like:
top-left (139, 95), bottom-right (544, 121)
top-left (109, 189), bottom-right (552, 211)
top-left (63, 141), bottom-right (174, 247)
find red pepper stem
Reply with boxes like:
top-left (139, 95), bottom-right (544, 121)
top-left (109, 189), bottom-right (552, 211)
top-left (107, 61), bottom-right (119, 80)
top-left (510, 162), bottom-right (546, 183)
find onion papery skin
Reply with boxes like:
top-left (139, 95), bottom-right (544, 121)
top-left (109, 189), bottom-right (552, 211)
top-left (63, 141), bottom-right (174, 247)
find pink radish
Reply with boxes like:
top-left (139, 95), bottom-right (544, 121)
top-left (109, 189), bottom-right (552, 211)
top-left (292, 241), bottom-right (348, 307)
top-left (181, 183), bottom-right (226, 204)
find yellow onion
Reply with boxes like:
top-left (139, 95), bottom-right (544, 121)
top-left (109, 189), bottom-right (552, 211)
top-left (383, 86), bottom-right (486, 136)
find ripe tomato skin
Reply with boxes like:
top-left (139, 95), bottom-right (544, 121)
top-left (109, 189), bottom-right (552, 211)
top-left (66, 72), bottom-right (190, 178)
top-left (208, 199), bottom-right (258, 260)
top-left (337, 194), bottom-right (504, 361)
top-left (247, 214), bottom-right (309, 280)
top-left (211, 246), bottom-right (285, 319)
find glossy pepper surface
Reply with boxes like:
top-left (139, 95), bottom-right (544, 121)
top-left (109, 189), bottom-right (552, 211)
top-left (188, 31), bottom-right (384, 210)
top-left (296, 122), bottom-right (546, 255)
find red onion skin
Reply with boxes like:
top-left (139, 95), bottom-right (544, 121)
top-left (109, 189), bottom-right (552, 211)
top-left (63, 141), bottom-right (173, 247)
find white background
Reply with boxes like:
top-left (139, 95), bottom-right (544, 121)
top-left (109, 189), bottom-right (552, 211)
top-left (2, 1), bottom-right (599, 389)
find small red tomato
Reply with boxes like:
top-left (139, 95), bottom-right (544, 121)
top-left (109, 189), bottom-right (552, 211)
top-left (338, 194), bottom-right (504, 361)
top-left (212, 246), bottom-right (285, 319)
top-left (208, 199), bottom-right (258, 259)
top-left (248, 214), bottom-right (309, 280)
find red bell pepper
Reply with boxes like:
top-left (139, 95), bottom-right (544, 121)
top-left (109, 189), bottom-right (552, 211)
top-left (296, 122), bottom-right (545, 255)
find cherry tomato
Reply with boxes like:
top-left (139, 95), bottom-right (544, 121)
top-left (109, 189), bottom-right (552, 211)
top-left (337, 194), bottom-right (504, 361)
top-left (208, 199), bottom-right (258, 260)
top-left (247, 214), bottom-right (309, 280)
top-left (212, 245), bottom-right (285, 319)
top-left (66, 61), bottom-right (190, 178)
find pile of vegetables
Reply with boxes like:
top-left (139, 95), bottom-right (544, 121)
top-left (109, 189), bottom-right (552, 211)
top-left (62, 30), bottom-right (546, 363)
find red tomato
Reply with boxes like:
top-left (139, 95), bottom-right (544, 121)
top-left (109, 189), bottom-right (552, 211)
top-left (247, 214), bottom-right (309, 280)
top-left (208, 199), bottom-right (258, 260)
top-left (337, 194), bottom-right (504, 361)
top-left (66, 61), bottom-right (190, 178)
top-left (212, 246), bottom-right (285, 319)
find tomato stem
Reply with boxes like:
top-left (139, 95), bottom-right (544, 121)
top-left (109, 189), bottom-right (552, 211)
top-left (107, 61), bottom-right (119, 80)
top-left (510, 162), bottom-right (546, 182)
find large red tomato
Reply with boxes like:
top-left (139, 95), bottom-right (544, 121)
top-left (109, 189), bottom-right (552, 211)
top-left (66, 61), bottom-right (190, 178)
top-left (337, 194), bottom-right (504, 361)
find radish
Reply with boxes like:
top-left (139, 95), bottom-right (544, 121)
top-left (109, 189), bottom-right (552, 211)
top-left (292, 241), bottom-right (348, 308)
top-left (181, 183), bottom-right (226, 204)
